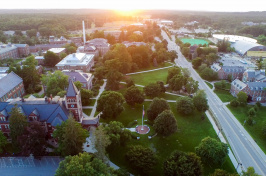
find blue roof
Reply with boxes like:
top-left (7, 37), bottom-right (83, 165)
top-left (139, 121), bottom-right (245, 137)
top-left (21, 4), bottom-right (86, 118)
top-left (0, 103), bottom-right (68, 126)
top-left (66, 80), bottom-right (79, 97)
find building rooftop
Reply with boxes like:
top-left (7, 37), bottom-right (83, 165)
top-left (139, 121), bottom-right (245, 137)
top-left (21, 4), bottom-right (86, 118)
top-left (48, 48), bottom-right (66, 54)
top-left (232, 79), bottom-right (247, 90)
top-left (122, 41), bottom-right (147, 47)
top-left (0, 44), bottom-right (18, 54)
top-left (62, 70), bottom-right (93, 83)
top-left (56, 53), bottom-right (94, 66)
top-left (0, 72), bottom-right (23, 98)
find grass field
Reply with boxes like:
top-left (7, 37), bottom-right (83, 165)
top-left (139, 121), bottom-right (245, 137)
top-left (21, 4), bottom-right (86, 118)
top-left (214, 89), bottom-right (235, 102)
top-left (181, 38), bottom-right (209, 46)
top-left (128, 68), bottom-right (169, 86)
top-left (103, 102), bottom-right (235, 176)
top-left (227, 105), bottom-right (266, 154)
top-left (205, 81), bottom-right (213, 89)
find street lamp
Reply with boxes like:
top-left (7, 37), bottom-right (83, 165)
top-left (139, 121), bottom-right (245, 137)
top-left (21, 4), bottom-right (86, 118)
top-left (236, 163), bottom-right (242, 170)
top-left (217, 128), bottom-right (222, 138)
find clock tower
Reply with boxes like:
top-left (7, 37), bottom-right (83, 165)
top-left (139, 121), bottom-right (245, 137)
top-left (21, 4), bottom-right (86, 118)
top-left (65, 80), bottom-right (83, 122)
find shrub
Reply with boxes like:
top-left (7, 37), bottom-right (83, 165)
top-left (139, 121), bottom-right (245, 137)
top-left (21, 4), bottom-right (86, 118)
top-left (230, 99), bottom-right (240, 107)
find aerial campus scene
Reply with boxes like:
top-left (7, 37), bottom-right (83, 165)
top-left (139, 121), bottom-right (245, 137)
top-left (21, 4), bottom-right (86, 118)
top-left (0, 0), bottom-right (266, 176)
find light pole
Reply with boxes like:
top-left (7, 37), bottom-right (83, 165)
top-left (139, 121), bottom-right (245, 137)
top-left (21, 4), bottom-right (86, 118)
top-left (217, 128), bottom-right (222, 138)
top-left (236, 162), bottom-right (242, 171)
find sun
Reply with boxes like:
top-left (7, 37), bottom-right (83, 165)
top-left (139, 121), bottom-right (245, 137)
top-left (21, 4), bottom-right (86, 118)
top-left (113, 6), bottom-right (140, 15)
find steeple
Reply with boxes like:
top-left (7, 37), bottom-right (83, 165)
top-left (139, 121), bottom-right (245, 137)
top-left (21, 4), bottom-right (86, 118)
top-left (66, 79), bottom-right (79, 97)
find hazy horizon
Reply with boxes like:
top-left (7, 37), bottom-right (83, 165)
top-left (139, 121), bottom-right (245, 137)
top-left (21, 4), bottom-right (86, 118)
top-left (1, 0), bottom-right (266, 12)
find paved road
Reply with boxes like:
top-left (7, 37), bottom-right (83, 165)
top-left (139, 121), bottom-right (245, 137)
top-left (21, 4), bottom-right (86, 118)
top-left (161, 30), bottom-right (266, 175)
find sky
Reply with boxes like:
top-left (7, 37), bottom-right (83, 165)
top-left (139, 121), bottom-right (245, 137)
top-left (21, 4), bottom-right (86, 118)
top-left (1, 0), bottom-right (266, 12)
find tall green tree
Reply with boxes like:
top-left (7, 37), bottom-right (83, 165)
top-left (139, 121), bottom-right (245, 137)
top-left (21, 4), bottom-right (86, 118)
top-left (41, 71), bottom-right (69, 96)
top-left (94, 125), bottom-right (111, 162)
top-left (237, 91), bottom-right (248, 106)
top-left (44, 51), bottom-right (60, 67)
top-left (106, 70), bottom-right (123, 91)
top-left (143, 83), bottom-right (161, 98)
top-left (124, 86), bottom-right (144, 106)
top-left (9, 106), bottom-right (28, 149)
top-left (147, 98), bottom-right (170, 121)
top-left (80, 89), bottom-right (93, 106)
top-left (0, 131), bottom-right (7, 154)
top-left (56, 153), bottom-right (116, 176)
top-left (169, 74), bottom-right (185, 91)
top-left (185, 77), bottom-right (199, 94)
top-left (164, 150), bottom-right (203, 176)
top-left (195, 137), bottom-right (228, 165)
top-left (96, 91), bottom-right (125, 119)
top-left (193, 90), bottom-right (209, 112)
top-left (242, 167), bottom-right (260, 176)
top-left (176, 96), bottom-right (194, 115)
top-left (53, 117), bottom-right (89, 156)
top-left (18, 121), bottom-right (46, 156)
top-left (167, 66), bottom-right (181, 83)
top-left (154, 110), bottom-right (177, 136)
top-left (104, 121), bottom-right (131, 146)
top-left (125, 145), bottom-right (157, 174)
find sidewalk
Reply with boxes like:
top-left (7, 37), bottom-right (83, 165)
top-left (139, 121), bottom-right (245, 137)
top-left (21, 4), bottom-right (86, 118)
top-left (125, 65), bottom-right (174, 75)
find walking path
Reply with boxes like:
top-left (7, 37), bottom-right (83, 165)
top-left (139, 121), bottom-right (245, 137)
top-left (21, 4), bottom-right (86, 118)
top-left (125, 65), bottom-right (174, 75)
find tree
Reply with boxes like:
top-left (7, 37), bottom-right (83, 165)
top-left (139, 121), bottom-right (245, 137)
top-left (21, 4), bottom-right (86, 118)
top-left (210, 169), bottom-right (239, 176)
top-left (9, 106), bottom-right (28, 149)
top-left (59, 52), bottom-right (67, 59)
top-left (200, 67), bottom-right (218, 81)
top-left (18, 121), bottom-right (46, 157)
top-left (262, 121), bottom-right (266, 136)
top-left (106, 70), bottom-right (123, 91)
top-left (176, 96), bottom-right (194, 115)
top-left (44, 51), bottom-right (60, 67)
top-left (167, 66), bottom-right (181, 83)
top-left (230, 99), bottom-right (240, 107)
top-left (241, 167), bottom-right (260, 176)
top-left (56, 153), bottom-right (116, 176)
top-left (94, 66), bottom-right (108, 80)
top-left (73, 81), bottom-right (82, 91)
top-left (96, 91), bottom-right (125, 119)
top-left (181, 47), bottom-right (190, 58)
top-left (237, 91), bottom-right (248, 106)
top-left (143, 83), bottom-right (161, 98)
top-left (192, 57), bottom-right (202, 69)
top-left (248, 108), bottom-right (256, 117)
top-left (106, 34), bottom-right (116, 44)
top-left (193, 90), bottom-right (209, 112)
top-left (157, 81), bottom-right (166, 93)
top-left (147, 98), bottom-right (170, 121)
top-left (164, 150), bottom-right (203, 176)
top-left (126, 78), bottom-right (135, 88)
top-left (195, 137), bottom-right (228, 165)
top-left (26, 29), bottom-right (37, 38)
top-left (53, 117), bottom-right (89, 156)
top-left (41, 71), bottom-right (69, 96)
top-left (169, 74), bottom-right (185, 91)
top-left (80, 89), bottom-right (93, 105)
top-left (154, 110), bottom-right (177, 136)
top-left (94, 125), bottom-right (111, 162)
top-left (186, 77), bottom-right (199, 94)
top-left (125, 145), bottom-right (156, 174)
top-left (57, 90), bottom-right (67, 98)
top-left (104, 121), bottom-right (131, 146)
top-left (124, 86), bottom-right (144, 106)
top-left (0, 131), bottom-right (7, 154)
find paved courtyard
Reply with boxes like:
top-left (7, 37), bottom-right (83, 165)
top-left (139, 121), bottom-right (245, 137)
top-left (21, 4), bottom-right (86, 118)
top-left (0, 156), bottom-right (63, 176)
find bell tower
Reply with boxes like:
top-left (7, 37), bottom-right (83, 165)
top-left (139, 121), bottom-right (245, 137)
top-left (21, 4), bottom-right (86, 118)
top-left (65, 80), bottom-right (83, 122)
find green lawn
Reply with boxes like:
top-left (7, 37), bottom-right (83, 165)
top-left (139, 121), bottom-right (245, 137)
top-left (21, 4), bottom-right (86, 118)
top-left (136, 62), bottom-right (173, 72)
top-left (181, 38), bottom-right (209, 45)
top-left (227, 105), bottom-right (266, 154)
top-left (103, 103), bottom-right (236, 176)
top-left (214, 89), bottom-right (235, 102)
top-left (83, 109), bottom-right (92, 116)
top-left (205, 81), bottom-right (213, 89)
top-left (128, 68), bottom-right (169, 86)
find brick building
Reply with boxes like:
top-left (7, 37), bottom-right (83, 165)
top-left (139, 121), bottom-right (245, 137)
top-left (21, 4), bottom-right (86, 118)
top-left (230, 79), bottom-right (266, 102)
top-left (0, 72), bottom-right (25, 102)
top-left (85, 38), bottom-right (110, 56)
top-left (242, 69), bottom-right (266, 82)
top-left (211, 63), bottom-right (245, 80)
top-left (0, 43), bottom-right (29, 60)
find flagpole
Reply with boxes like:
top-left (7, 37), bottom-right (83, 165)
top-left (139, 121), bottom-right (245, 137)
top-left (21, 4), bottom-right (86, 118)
top-left (141, 105), bottom-right (144, 130)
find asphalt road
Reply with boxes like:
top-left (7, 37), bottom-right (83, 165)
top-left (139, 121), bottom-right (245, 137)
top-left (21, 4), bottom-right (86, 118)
top-left (161, 30), bottom-right (266, 175)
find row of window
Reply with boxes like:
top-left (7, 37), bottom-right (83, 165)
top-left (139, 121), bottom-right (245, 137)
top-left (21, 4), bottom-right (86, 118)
top-left (0, 124), bottom-right (9, 130)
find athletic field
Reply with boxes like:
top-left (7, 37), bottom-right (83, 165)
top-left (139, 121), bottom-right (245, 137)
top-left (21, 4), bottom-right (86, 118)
top-left (181, 38), bottom-right (209, 45)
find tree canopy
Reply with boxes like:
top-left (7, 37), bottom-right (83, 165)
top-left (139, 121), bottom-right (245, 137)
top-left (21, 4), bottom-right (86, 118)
top-left (195, 137), bottom-right (228, 165)
top-left (124, 86), bottom-right (144, 106)
top-left (237, 91), bottom-right (248, 105)
top-left (44, 51), bottom-right (60, 67)
top-left (193, 90), bottom-right (209, 112)
top-left (56, 152), bottom-right (116, 176)
top-left (96, 91), bottom-right (125, 119)
top-left (0, 131), bottom-right (7, 154)
top-left (163, 150), bottom-right (203, 176)
top-left (176, 96), bottom-right (194, 115)
top-left (143, 83), bottom-right (162, 98)
top-left (154, 110), bottom-right (178, 136)
top-left (147, 98), bottom-right (170, 121)
top-left (53, 117), bottom-right (89, 156)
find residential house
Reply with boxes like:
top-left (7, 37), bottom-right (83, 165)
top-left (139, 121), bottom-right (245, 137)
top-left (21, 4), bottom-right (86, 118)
top-left (85, 38), bottom-right (110, 56)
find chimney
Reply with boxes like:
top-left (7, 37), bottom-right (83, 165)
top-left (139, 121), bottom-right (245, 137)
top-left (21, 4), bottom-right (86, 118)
top-left (83, 21), bottom-right (86, 45)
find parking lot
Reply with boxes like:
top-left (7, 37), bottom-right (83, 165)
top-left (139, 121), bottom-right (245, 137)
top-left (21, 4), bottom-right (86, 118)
top-left (0, 156), bottom-right (63, 176)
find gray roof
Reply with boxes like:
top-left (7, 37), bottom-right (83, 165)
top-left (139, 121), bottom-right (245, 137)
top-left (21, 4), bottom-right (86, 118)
top-left (14, 44), bottom-right (28, 48)
top-left (66, 80), bottom-right (79, 97)
top-left (63, 71), bottom-right (92, 83)
top-left (232, 79), bottom-right (247, 90)
top-left (247, 82), bottom-right (266, 91)
top-left (211, 63), bottom-right (221, 72)
top-left (222, 66), bottom-right (245, 73)
top-left (122, 41), bottom-right (147, 47)
top-left (0, 44), bottom-right (17, 54)
top-left (231, 40), bottom-right (265, 56)
top-left (0, 72), bottom-right (23, 98)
